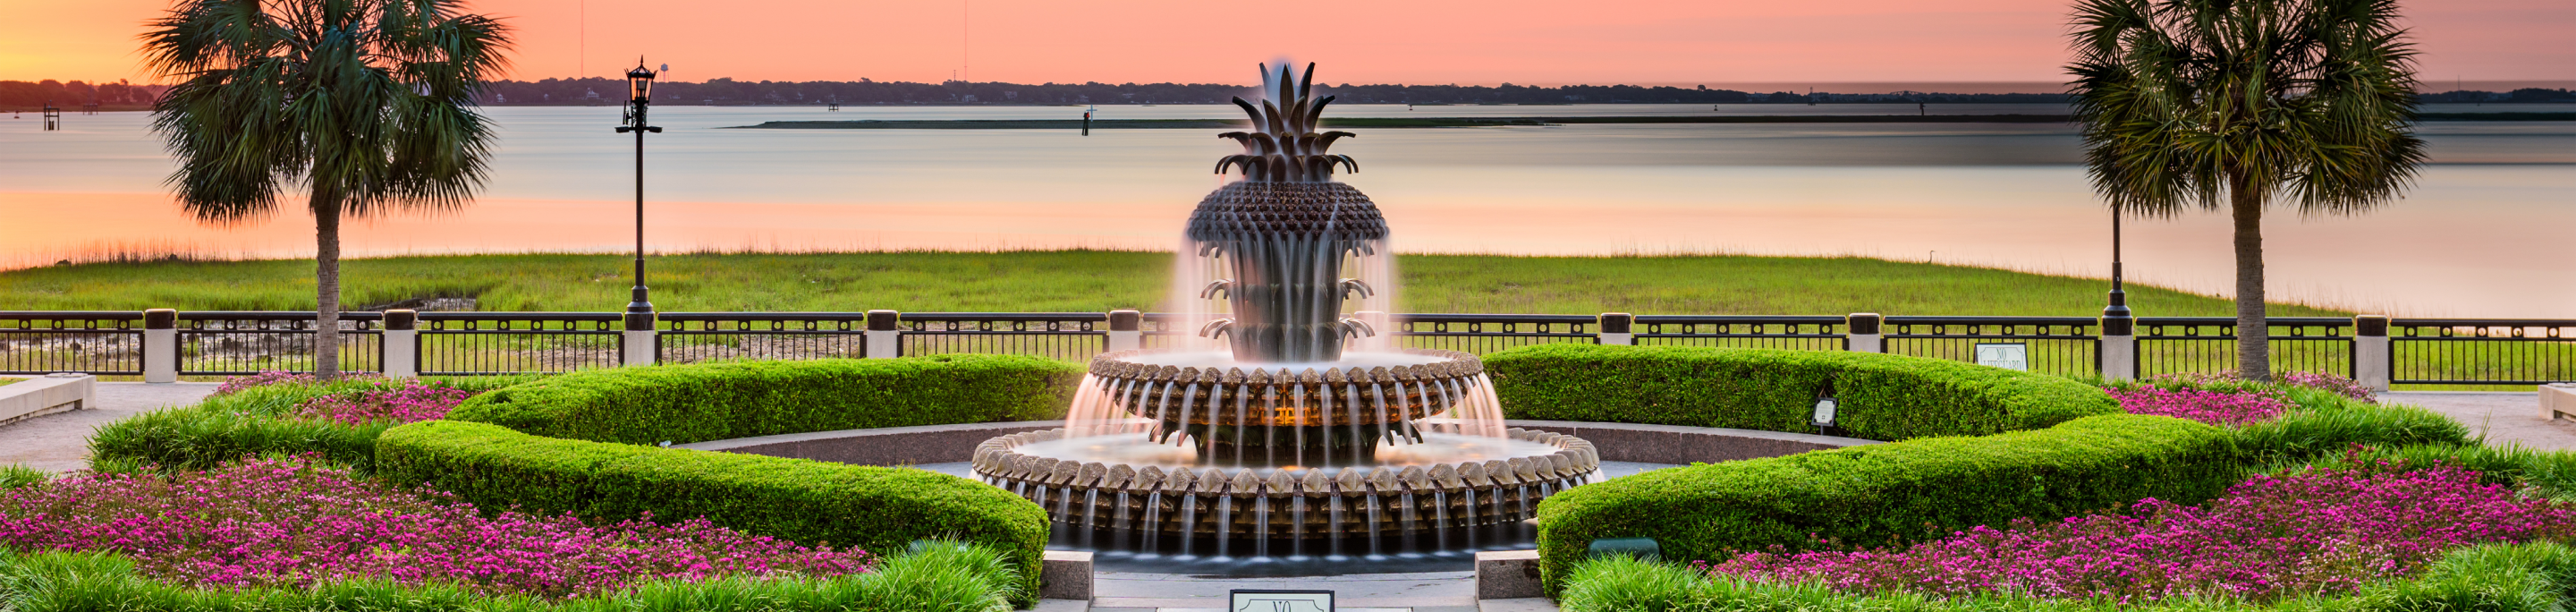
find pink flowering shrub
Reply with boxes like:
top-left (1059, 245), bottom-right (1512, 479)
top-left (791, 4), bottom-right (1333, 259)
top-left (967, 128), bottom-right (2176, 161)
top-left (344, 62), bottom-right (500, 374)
top-left (291, 380), bottom-right (476, 425)
top-left (212, 370), bottom-right (326, 395)
top-left (2149, 371), bottom-right (2377, 404)
top-left (2282, 371), bottom-right (2377, 404)
top-left (0, 455), bottom-right (872, 598)
top-left (2106, 386), bottom-right (2292, 425)
top-left (1699, 461), bottom-right (2576, 602)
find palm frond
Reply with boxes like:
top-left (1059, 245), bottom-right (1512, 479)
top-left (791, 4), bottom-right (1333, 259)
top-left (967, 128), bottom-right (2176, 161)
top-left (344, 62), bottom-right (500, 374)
top-left (143, 0), bottom-right (511, 225)
top-left (2064, 0), bottom-right (2421, 218)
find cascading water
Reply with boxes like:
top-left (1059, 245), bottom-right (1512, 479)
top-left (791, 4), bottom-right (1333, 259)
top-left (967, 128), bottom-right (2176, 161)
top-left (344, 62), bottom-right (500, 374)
top-left (974, 63), bottom-right (1601, 574)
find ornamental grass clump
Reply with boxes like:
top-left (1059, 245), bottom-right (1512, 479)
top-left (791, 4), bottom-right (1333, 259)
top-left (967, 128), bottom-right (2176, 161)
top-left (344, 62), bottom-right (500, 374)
top-left (2106, 386), bottom-right (2292, 425)
top-left (1699, 459), bottom-right (2576, 602)
top-left (0, 455), bottom-right (873, 599)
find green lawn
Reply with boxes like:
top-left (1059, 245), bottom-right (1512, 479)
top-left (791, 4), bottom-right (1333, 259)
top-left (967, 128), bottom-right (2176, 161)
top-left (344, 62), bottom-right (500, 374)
top-left (0, 251), bottom-right (2347, 317)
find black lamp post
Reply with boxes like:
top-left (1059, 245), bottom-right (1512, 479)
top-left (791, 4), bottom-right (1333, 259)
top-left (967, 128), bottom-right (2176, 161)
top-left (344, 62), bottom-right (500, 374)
top-left (614, 59), bottom-right (663, 327)
top-left (2105, 202), bottom-right (2131, 319)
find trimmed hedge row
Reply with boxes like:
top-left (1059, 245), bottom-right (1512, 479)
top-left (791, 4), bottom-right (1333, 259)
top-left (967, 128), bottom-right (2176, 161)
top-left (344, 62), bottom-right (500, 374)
top-left (1533, 413), bottom-right (2240, 594)
top-left (1487, 344), bottom-right (2120, 441)
top-left (374, 421), bottom-right (1051, 601)
top-left (88, 376), bottom-right (529, 474)
top-left (446, 355), bottom-right (1082, 446)
top-left (374, 355), bottom-right (1081, 604)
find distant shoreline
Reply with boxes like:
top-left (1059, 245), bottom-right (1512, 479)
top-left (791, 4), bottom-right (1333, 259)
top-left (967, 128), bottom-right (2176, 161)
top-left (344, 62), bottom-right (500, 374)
top-left (730, 112), bottom-right (2575, 130)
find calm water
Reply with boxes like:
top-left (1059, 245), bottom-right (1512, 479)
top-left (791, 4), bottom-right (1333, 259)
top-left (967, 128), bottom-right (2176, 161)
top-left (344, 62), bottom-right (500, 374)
top-left (1, 104), bottom-right (2569, 317)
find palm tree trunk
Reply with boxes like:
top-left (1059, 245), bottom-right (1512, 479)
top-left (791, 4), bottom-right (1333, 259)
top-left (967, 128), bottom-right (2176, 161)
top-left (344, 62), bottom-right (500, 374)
top-left (313, 194), bottom-right (342, 379)
top-left (2230, 178), bottom-right (2270, 382)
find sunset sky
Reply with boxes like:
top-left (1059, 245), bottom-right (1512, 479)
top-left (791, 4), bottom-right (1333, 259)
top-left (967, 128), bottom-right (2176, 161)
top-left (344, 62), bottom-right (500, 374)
top-left (4, 0), bottom-right (2569, 89)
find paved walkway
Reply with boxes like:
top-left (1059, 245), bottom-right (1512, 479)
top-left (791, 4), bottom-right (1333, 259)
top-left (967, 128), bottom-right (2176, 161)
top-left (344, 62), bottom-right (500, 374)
top-left (2381, 391), bottom-right (2576, 450)
top-left (0, 382), bottom-right (219, 473)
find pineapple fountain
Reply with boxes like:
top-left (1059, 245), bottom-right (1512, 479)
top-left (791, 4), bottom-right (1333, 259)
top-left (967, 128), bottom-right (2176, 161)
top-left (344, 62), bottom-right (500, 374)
top-left (972, 64), bottom-right (1602, 567)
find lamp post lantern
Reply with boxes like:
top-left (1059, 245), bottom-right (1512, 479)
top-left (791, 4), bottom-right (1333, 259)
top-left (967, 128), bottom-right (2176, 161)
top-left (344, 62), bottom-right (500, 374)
top-left (614, 59), bottom-right (663, 327)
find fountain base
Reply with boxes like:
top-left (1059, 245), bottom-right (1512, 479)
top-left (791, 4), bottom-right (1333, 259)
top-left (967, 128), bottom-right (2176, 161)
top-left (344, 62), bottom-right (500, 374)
top-left (973, 427), bottom-right (1601, 539)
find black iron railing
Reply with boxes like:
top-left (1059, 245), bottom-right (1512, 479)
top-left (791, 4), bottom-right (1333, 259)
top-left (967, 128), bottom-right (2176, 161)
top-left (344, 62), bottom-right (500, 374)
top-left (902, 312), bottom-right (1106, 361)
top-left (1887, 316), bottom-right (2100, 378)
top-left (2391, 319), bottom-right (2574, 386)
top-left (1393, 313), bottom-right (1596, 355)
top-left (2138, 317), bottom-right (2354, 378)
top-left (417, 312), bottom-right (619, 375)
top-left (3, 309), bottom-right (2566, 387)
top-left (1639, 315), bottom-right (1845, 352)
top-left (0, 311), bottom-right (144, 376)
top-left (657, 312), bottom-right (869, 364)
top-left (178, 311), bottom-right (382, 376)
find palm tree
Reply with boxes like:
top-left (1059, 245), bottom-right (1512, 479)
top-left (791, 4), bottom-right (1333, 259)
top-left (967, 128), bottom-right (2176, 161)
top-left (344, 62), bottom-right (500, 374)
top-left (143, 0), bottom-right (509, 378)
top-left (2068, 0), bottom-right (2425, 381)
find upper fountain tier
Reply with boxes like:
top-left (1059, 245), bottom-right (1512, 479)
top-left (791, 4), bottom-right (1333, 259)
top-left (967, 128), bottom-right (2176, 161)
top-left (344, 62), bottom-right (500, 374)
top-left (1190, 63), bottom-right (1389, 363)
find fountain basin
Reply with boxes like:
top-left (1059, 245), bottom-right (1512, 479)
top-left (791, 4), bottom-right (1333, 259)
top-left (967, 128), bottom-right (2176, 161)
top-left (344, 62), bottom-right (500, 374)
top-left (1075, 348), bottom-right (1504, 463)
top-left (973, 427), bottom-right (1601, 539)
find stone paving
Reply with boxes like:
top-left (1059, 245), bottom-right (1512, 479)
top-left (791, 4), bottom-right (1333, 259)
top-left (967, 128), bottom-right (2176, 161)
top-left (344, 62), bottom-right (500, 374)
top-left (2382, 391), bottom-right (2576, 450)
top-left (0, 382), bottom-right (219, 473)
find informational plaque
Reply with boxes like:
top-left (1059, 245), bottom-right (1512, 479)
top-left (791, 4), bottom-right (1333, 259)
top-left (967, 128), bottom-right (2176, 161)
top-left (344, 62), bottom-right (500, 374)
top-left (1231, 590), bottom-right (1334, 612)
top-left (1975, 343), bottom-right (2030, 371)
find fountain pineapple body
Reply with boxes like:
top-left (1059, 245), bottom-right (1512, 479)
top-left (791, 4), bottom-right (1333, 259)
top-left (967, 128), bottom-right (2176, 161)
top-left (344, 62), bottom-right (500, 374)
top-left (1190, 63), bottom-right (1385, 364)
top-left (1188, 182), bottom-right (1385, 362)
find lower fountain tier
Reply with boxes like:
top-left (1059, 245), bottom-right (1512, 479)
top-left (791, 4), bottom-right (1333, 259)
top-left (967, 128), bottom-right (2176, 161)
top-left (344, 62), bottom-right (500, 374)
top-left (972, 427), bottom-right (1601, 538)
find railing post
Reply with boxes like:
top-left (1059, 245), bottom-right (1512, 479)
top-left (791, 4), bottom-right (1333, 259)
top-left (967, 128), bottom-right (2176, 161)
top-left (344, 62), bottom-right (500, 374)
top-left (2099, 312), bottom-right (2138, 381)
top-left (1845, 313), bottom-right (1883, 353)
top-left (622, 310), bottom-right (657, 367)
top-left (1597, 312), bottom-right (1634, 345)
top-left (865, 310), bottom-right (902, 359)
top-left (142, 309), bottom-right (177, 383)
top-left (2354, 315), bottom-right (2391, 392)
top-left (1106, 310), bottom-right (1142, 352)
top-left (383, 310), bottom-right (419, 378)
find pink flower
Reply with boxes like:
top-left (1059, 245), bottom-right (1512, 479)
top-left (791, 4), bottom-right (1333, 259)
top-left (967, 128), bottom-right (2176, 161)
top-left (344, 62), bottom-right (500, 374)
top-left (0, 455), bottom-right (873, 599)
top-left (2106, 387), bottom-right (2291, 425)
top-left (1699, 461), bottom-right (2575, 601)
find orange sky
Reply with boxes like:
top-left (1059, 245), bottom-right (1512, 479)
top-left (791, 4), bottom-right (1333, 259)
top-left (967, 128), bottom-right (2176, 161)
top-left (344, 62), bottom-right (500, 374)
top-left (4, 0), bottom-right (2569, 87)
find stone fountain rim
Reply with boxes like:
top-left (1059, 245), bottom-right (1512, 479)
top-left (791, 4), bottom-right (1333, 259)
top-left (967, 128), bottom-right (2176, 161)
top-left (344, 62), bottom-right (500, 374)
top-left (675, 420), bottom-right (1879, 469)
top-left (1086, 347), bottom-right (1483, 380)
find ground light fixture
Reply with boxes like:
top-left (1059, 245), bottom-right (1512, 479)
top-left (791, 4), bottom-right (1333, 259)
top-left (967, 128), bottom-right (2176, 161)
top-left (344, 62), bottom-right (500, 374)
top-left (614, 58), bottom-right (663, 327)
top-left (1813, 391), bottom-right (1839, 430)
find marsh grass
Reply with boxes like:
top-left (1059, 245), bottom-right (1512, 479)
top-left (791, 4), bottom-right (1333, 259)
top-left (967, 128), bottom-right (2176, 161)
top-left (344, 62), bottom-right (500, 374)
top-left (0, 251), bottom-right (2344, 316)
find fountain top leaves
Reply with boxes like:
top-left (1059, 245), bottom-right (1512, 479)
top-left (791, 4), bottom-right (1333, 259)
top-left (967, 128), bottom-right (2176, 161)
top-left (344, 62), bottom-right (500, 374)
top-left (1216, 63), bottom-right (1357, 183)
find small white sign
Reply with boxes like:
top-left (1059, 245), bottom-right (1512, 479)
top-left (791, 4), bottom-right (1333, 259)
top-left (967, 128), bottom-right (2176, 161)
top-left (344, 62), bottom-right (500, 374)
top-left (1976, 343), bottom-right (2029, 371)
top-left (1232, 590), bottom-right (1334, 612)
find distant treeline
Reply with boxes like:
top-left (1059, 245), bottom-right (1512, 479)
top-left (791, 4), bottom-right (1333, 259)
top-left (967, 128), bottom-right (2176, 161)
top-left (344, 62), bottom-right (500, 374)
top-left (0, 80), bottom-right (171, 111)
top-left (482, 79), bottom-right (2576, 107)
top-left (12, 75), bottom-right (2570, 109)
top-left (480, 77), bottom-right (2080, 106)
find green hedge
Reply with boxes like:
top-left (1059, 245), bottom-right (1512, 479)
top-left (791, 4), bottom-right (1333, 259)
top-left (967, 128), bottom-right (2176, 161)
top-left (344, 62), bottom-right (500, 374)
top-left (88, 376), bottom-right (530, 474)
top-left (0, 539), bottom-right (1026, 612)
top-left (445, 354), bottom-right (1081, 446)
top-left (1533, 413), bottom-right (2238, 595)
top-left (374, 355), bottom-right (1080, 604)
top-left (1557, 541), bottom-right (2576, 612)
top-left (376, 421), bottom-right (1050, 602)
top-left (1486, 344), bottom-right (2120, 440)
